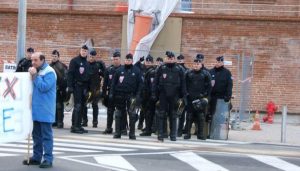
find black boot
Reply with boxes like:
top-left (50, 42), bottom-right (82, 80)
top-left (197, 113), bottom-right (206, 140)
top-left (105, 106), bottom-right (114, 134)
top-left (184, 113), bottom-right (193, 140)
top-left (113, 115), bottom-right (121, 139)
top-left (170, 117), bottom-right (177, 141)
top-left (129, 115), bottom-right (137, 140)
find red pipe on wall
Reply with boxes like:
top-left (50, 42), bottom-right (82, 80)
top-left (68, 0), bottom-right (73, 10)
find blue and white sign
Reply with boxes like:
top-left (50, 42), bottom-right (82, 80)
top-left (0, 73), bottom-right (32, 143)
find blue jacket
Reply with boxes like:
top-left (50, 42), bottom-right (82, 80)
top-left (32, 62), bottom-right (57, 123)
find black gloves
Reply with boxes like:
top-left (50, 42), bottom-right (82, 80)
top-left (224, 96), bottom-right (231, 103)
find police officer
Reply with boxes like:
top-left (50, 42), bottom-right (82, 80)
top-left (135, 56), bottom-right (146, 130)
top-left (16, 47), bottom-right (34, 72)
top-left (155, 57), bottom-right (164, 67)
top-left (184, 55), bottom-right (212, 140)
top-left (102, 51), bottom-right (122, 134)
top-left (50, 50), bottom-right (68, 128)
top-left (176, 54), bottom-right (189, 137)
top-left (82, 50), bottom-right (105, 128)
top-left (110, 53), bottom-right (143, 139)
top-left (208, 56), bottom-right (233, 129)
top-left (67, 45), bottom-right (90, 134)
top-left (140, 55), bottom-right (156, 136)
top-left (153, 51), bottom-right (186, 142)
top-left (151, 57), bottom-right (164, 133)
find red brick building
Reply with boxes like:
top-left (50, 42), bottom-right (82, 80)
top-left (0, 0), bottom-right (299, 114)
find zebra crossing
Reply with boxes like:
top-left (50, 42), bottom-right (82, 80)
top-left (0, 134), bottom-right (299, 171)
top-left (60, 151), bottom-right (300, 171)
top-left (0, 136), bottom-right (169, 158)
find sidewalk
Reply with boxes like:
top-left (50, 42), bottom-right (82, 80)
top-left (228, 122), bottom-right (300, 146)
top-left (64, 106), bottom-right (300, 146)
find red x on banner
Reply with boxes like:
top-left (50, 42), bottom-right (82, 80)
top-left (3, 77), bottom-right (18, 100)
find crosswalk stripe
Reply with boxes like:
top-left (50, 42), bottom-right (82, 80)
top-left (94, 155), bottom-right (137, 171)
top-left (86, 134), bottom-right (228, 146)
top-left (0, 147), bottom-right (62, 154)
top-left (0, 153), bottom-right (20, 157)
top-left (249, 155), bottom-right (300, 171)
top-left (54, 142), bottom-right (135, 152)
top-left (53, 138), bottom-right (167, 150)
top-left (0, 144), bottom-right (95, 153)
top-left (171, 152), bottom-right (229, 171)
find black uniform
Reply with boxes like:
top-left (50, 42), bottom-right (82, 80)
top-left (102, 64), bottom-right (122, 134)
top-left (185, 68), bottom-right (212, 139)
top-left (135, 61), bottom-right (147, 130)
top-left (16, 58), bottom-right (32, 72)
top-left (110, 64), bottom-right (143, 139)
top-left (139, 66), bottom-right (156, 135)
top-left (82, 60), bottom-right (105, 127)
top-left (209, 66), bottom-right (233, 121)
top-left (177, 63), bottom-right (188, 137)
top-left (154, 63), bottom-right (186, 141)
top-left (50, 60), bottom-right (68, 128)
top-left (67, 55), bottom-right (90, 133)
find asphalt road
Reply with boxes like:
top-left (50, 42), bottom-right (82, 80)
top-left (1, 128), bottom-right (300, 171)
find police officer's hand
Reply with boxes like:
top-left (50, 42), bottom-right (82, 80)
top-left (206, 114), bottom-right (212, 123)
top-left (224, 96), bottom-right (230, 103)
top-left (66, 87), bottom-right (73, 94)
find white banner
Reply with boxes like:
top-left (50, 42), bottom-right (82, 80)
top-left (0, 73), bottom-right (33, 143)
top-left (3, 63), bottom-right (17, 73)
top-left (128, 0), bottom-right (180, 63)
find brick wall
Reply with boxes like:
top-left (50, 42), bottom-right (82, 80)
top-left (0, 12), bottom-right (122, 65)
top-left (180, 18), bottom-right (300, 114)
top-left (0, 1), bottom-right (299, 113)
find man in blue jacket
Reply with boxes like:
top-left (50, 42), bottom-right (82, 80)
top-left (23, 52), bottom-right (56, 168)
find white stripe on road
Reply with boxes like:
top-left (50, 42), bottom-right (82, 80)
top-left (53, 138), bottom-right (167, 150)
top-left (171, 152), bottom-right (229, 171)
top-left (249, 155), bottom-right (300, 171)
top-left (54, 142), bottom-right (135, 152)
top-left (0, 144), bottom-right (95, 153)
top-left (0, 147), bottom-right (62, 154)
top-left (0, 153), bottom-right (20, 157)
top-left (94, 155), bottom-right (137, 171)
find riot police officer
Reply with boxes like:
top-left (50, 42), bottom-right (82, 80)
top-left (67, 45), bottom-right (90, 134)
top-left (82, 50), bottom-right (105, 128)
top-left (140, 55), bottom-right (156, 136)
top-left (153, 51), bottom-right (186, 142)
top-left (208, 56), bottom-right (233, 138)
top-left (110, 53), bottom-right (143, 139)
top-left (176, 54), bottom-right (188, 137)
top-left (16, 47), bottom-right (34, 72)
top-left (102, 51), bottom-right (122, 134)
top-left (184, 55), bottom-right (212, 140)
top-left (135, 56), bottom-right (146, 130)
top-left (50, 50), bottom-right (68, 128)
top-left (101, 51), bottom-right (121, 134)
top-left (155, 57), bottom-right (164, 67)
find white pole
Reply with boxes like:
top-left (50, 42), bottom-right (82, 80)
top-left (281, 106), bottom-right (287, 143)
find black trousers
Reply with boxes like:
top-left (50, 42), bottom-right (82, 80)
top-left (114, 93), bottom-right (137, 136)
top-left (186, 100), bottom-right (205, 138)
top-left (82, 89), bottom-right (101, 125)
top-left (72, 83), bottom-right (88, 129)
top-left (55, 89), bottom-right (64, 125)
top-left (143, 98), bottom-right (156, 133)
top-left (157, 93), bottom-right (178, 139)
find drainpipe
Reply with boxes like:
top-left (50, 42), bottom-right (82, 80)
top-left (68, 0), bottom-right (73, 10)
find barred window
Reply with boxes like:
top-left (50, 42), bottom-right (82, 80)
top-left (181, 0), bottom-right (192, 11)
